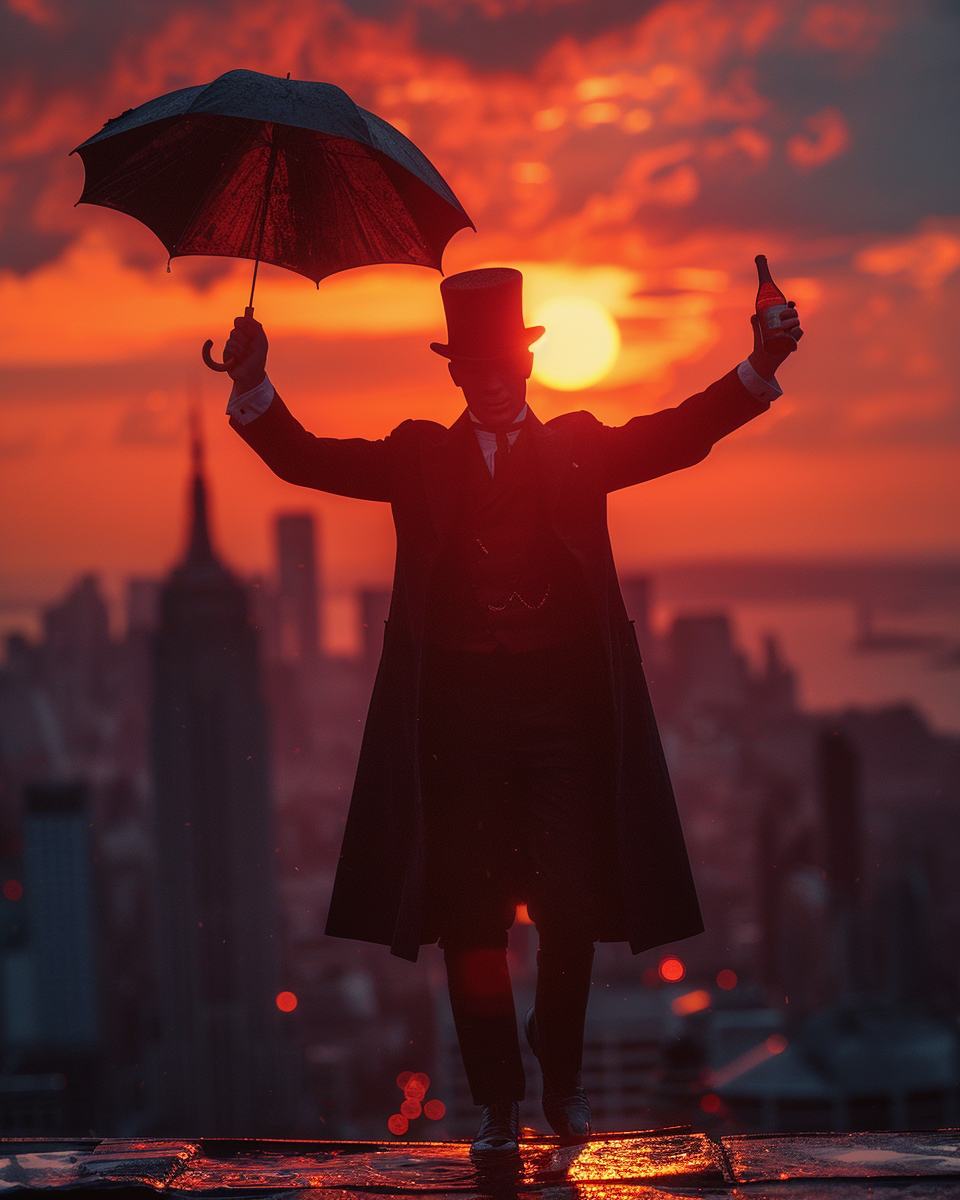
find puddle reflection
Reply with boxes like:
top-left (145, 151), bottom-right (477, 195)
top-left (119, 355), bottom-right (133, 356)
top-left (0, 1131), bottom-right (957, 1193)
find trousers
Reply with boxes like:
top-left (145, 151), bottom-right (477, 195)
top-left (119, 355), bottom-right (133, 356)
top-left (420, 641), bottom-right (615, 1103)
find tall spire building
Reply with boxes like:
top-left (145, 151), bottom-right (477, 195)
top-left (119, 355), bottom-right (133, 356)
top-left (151, 418), bottom-right (293, 1133)
top-left (275, 513), bottom-right (321, 663)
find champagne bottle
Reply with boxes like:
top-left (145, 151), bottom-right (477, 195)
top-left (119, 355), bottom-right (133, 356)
top-left (755, 255), bottom-right (796, 355)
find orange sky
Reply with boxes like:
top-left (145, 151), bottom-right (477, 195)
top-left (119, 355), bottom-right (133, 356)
top-left (1, 0), bottom-right (958, 642)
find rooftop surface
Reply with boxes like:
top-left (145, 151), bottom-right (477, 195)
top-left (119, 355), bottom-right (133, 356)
top-left (3, 1131), bottom-right (960, 1199)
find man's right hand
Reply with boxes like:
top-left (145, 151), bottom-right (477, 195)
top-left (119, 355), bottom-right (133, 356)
top-left (224, 314), bottom-right (268, 394)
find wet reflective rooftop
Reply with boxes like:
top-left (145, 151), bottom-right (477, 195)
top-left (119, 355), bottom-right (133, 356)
top-left (2, 1131), bottom-right (960, 1199)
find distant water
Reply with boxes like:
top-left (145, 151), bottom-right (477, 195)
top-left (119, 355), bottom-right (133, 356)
top-left (6, 579), bottom-right (958, 736)
top-left (655, 600), bottom-right (960, 735)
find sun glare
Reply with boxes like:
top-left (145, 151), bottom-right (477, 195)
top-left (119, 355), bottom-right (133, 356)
top-left (531, 296), bottom-right (621, 391)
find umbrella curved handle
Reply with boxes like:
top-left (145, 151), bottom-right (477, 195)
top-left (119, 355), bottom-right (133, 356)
top-left (202, 340), bottom-right (234, 372)
top-left (201, 307), bottom-right (255, 372)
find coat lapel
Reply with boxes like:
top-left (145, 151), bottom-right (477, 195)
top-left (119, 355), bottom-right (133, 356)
top-left (419, 408), bottom-right (477, 544)
top-left (525, 407), bottom-right (574, 518)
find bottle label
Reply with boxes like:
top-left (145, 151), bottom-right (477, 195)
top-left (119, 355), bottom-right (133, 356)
top-left (762, 304), bottom-right (788, 331)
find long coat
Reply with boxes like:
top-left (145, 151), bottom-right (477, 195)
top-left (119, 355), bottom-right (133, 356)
top-left (233, 366), bottom-right (770, 961)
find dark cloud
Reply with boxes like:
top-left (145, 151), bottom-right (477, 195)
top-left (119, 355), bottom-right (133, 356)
top-left (0, 170), bottom-right (73, 272)
top-left (0, 0), bottom-right (228, 87)
top-left (412, 0), bottom-right (662, 72)
top-left (747, 2), bottom-right (960, 231)
top-left (1, 0), bottom-right (957, 279)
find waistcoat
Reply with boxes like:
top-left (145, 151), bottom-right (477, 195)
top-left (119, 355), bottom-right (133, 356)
top-left (424, 425), bottom-right (594, 653)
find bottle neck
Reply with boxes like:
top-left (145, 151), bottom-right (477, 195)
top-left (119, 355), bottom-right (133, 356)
top-left (755, 254), bottom-right (774, 286)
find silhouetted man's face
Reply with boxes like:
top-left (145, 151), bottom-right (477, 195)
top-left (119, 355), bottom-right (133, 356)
top-left (447, 351), bottom-right (533, 427)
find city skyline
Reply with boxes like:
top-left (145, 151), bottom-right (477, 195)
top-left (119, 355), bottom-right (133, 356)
top-left (1, 427), bottom-right (958, 1136)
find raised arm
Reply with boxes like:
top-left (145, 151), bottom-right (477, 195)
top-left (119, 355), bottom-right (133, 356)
top-left (600, 303), bottom-right (803, 492)
top-left (221, 314), bottom-right (395, 503)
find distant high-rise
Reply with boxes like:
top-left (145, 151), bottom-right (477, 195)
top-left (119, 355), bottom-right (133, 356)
top-left (42, 575), bottom-right (112, 713)
top-left (818, 725), bottom-right (864, 995)
top-left (275, 513), bottom-right (321, 662)
top-left (126, 578), bottom-right (161, 635)
top-left (818, 727), bottom-right (862, 912)
top-left (13, 781), bottom-right (99, 1051)
top-left (668, 613), bottom-right (748, 713)
top-left (151, 423), bottom-right (293, 1134)
top-left (43, 575), bottom-right (110, 662)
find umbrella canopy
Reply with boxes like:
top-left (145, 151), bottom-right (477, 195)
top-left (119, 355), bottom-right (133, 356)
top-left (72, 69), bottom-right (474, 286)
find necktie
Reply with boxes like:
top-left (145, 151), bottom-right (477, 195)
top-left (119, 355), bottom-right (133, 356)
top-left (494, 430), bottom-right (510, 477)
top-left (470, 421), bottom-right (523, 478)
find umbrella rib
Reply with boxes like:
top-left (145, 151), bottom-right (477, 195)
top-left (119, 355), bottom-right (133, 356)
top-left (170, 119), bottom-right (256, 260)
top-left (249, 124), bottom-right (281, 311)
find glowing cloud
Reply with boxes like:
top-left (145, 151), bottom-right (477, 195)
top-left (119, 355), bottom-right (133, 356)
top-left (0, 230), bottom-right (446, 365)
top-left (786, 107), bottom-right (850, 172)
top-left (856, 225), bottom-right (960, 290)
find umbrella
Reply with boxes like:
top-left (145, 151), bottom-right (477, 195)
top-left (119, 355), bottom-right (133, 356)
top-left (72, 68), bottom-right (474, 370)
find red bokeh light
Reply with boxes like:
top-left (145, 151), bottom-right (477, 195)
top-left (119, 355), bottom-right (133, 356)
top-left (766, 1034), bottom-right (788, 1054)
top-left (515, 904), bottom-right (533, 925)
top-left (275, 991), bottom-right (298, 1012)
top-left (387, 1113), bottom-right (408, 1136)
top-left (400, 1098), bottom-right (421, 1119)
top-left (396, 1071), bottom-right (413, 1090)
top-left (716, 969), bottom-right (738, 990)
top-left (2, 880), bottom-right (23, 901)
top-left (404, 1072), bottom-right (430, 1100)
top-left (424, 1099), bottom-right (446, 1120)
top-left (658, 956), bottom-right (685, 982)
top-left (670, 988), bottom-right (711, 1016)
top-left (701, 1093), bottom-right (722, 1113)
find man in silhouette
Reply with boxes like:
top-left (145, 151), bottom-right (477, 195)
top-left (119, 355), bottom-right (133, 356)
top-left (221, 267), bottom-right (802, 1157)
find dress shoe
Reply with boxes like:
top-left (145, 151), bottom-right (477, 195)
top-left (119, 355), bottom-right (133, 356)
top-left (541, 1085), bottom-right (591, 1141)
top-left (470, 1099), bottom-right (520, 1161)
top-left (524, 1007), bottom-right (592, 1141)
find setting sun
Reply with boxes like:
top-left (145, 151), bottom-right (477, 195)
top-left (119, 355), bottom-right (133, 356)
top-left (531, 296), bottom-right (621, 391)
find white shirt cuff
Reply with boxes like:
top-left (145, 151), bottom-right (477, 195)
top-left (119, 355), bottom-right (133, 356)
top-left (226, 374), bottom-right (275, 425)
top-left (737, 359), bottom-right (782, 404)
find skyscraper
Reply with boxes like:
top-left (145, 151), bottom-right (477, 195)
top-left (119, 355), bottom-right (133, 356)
top-left (151, 422), bottom-right (293, 1134)
top-left (275, 513), bottom-right (321, 663)
top-left (18, 781), bottom-right (99, 1052)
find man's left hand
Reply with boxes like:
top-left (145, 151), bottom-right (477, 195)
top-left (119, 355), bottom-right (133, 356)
top-left (748, 303), bottom-right (803, 382)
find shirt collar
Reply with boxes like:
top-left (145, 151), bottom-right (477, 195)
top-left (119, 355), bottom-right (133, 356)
top-left (468, 403), bottom-right (528, 426)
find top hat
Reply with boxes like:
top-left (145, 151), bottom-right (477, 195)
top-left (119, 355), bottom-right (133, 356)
top-left (430, 267), bottom-right (545, 360)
